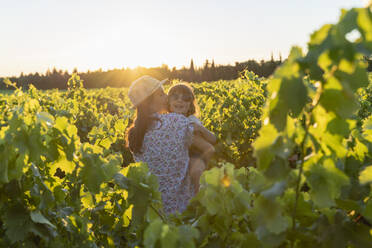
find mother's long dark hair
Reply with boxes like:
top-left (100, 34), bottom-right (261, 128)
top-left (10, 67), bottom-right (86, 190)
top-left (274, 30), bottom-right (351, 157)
top-left (126, 94), bottom-right (158, 154)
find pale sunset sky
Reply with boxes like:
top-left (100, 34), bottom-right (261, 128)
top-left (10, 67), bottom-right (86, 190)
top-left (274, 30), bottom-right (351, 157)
top-left (0, 0), bottom-right (368, 77)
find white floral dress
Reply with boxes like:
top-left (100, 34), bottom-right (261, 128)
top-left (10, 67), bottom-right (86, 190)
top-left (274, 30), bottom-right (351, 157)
top-left (133, 113), bottom-right (194, 214)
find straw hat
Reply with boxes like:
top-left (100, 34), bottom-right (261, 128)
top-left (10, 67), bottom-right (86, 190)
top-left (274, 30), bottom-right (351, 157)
top-left (128, 75), bottom-right (167, 107)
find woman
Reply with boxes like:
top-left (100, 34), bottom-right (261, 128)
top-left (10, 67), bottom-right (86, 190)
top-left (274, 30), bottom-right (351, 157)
top-left (126, 75), bottom-right (214, 214)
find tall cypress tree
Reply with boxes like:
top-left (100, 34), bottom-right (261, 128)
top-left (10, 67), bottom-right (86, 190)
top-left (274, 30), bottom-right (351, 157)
top-left (189, 59), bottom-right (196, 81)
top-left (190, 59), bottom-right (195, 72)
top-left (211, 60), bottom-right (216, 81)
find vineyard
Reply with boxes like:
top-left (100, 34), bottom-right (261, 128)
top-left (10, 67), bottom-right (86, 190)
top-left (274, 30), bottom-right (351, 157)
top-left (1, 6), bottom-right (372, 248)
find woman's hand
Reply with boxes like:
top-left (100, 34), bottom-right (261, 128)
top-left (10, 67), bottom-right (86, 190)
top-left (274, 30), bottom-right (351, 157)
top-left (191, 134), bottom-right (216, 162)
top-left (192, 123), bottom-right (203, 132)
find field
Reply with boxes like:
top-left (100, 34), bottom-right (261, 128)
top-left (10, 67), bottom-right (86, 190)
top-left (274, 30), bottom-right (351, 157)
top-left (0, 90), bottom-right (13, 95)
top-left (1, 7), bottom-right (372, 248)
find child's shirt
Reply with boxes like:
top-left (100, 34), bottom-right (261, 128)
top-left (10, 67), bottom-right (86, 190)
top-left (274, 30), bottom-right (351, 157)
top-left (188, 115), bottom-right (203, 126)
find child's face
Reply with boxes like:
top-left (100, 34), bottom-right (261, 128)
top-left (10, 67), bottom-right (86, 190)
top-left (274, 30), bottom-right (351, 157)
top-left (168, 92), bottom-right (192, 115)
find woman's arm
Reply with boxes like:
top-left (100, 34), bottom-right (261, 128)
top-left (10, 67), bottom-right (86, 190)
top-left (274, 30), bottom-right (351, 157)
top-left (191, 134), bottom-right (215, 162)
top-left (193, 123), bottom-right (217, 145)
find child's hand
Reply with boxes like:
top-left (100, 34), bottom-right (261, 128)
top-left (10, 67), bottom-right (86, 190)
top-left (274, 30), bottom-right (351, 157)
top-left (192, 122), bottom-right (217, 145)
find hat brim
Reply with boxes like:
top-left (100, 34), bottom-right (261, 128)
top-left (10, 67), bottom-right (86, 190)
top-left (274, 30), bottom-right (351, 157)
top-left (131, 78), bottom-right (169, 108)
top-left (160, 78), bottom-right (168, 85)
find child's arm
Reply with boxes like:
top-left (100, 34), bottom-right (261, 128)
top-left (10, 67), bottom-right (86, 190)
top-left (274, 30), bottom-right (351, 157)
top-left (193, 123), bottom-right (217, 145)
top-left (191, 133), bottom-right (215, 163)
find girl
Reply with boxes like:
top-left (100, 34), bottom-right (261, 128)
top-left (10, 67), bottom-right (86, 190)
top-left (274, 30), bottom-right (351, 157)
top-left (167, 83), bottom-right (217, 194)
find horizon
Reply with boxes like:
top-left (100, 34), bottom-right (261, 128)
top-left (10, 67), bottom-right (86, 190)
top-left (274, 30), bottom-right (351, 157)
top-left (1, 0), bottom-right (368, 78)
top-left (0, 57), bottom-right (283, 78)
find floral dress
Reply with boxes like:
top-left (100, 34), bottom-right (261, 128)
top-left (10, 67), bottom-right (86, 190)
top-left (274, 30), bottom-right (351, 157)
top-left (133, 113), bottom-right (194, 214)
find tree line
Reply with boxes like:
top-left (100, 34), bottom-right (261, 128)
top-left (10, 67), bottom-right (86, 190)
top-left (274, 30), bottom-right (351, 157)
top-left (1, 55), bottom-right (371, 90)
top-left (0, 57), bottom-right (283, 89)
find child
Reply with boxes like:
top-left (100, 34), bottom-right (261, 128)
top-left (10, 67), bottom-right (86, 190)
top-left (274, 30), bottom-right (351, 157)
top-left (167, 83), bottom-right (217, 194)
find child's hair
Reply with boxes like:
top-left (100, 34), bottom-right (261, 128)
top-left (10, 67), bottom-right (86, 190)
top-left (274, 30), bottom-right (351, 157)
top-left (167, 83), bottom-right (199, 117)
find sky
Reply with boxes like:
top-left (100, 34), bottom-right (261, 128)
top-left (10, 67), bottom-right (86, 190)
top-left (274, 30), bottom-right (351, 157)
top-left (0, 0), bottom-right (368, 77)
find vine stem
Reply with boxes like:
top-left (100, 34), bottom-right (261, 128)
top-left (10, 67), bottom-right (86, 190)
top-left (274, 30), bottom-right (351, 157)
top-left (131, 182), bottom-right (168, 223)
top-left (290, 80), bottom-right (322, 248)
top-left (150, 204), bottom-right (167, 223)
top-left (290, 117), bottom-right (309, 248)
